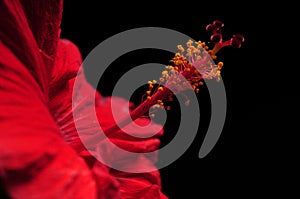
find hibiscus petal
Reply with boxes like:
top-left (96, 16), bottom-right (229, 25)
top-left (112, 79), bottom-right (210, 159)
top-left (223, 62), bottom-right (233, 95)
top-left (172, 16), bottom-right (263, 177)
top-left (0, 1), bottom-right (169, 197)
top-left (0, 38), bottom-right (100, 199)
top-left (0, 1), bottom-right (117, 198)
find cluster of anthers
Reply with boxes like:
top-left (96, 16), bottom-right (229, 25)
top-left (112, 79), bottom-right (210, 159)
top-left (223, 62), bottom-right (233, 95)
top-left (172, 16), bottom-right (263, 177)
top-left (142, 20), bottom-right (244, 117)
top-left (83, 20), bottom-right (244, 147)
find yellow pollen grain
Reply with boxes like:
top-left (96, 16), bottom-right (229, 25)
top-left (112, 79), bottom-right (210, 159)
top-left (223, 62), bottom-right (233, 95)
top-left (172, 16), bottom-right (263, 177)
top-left (177, 45), bottom-right (185, 52)
top-left (217, 62), bottom-right (223, 70)
top-left (186, 39), bottom-right (193, 47)
top-left (162, 71), bottom-right (168, 76)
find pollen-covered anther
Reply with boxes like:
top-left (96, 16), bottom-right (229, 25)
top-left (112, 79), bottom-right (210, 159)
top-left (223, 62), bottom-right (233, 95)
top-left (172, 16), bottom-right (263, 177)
top-left (174, 60), bottom-right (183, 65)
top-left (158, 86), bottom-right (164, 91)
top-left (147, 96), bottom-right (151, 100)
top-left (146, 91), bottom-right (151, 95)
top-left (196, 41), bottom-right (204, 49)
top-left (174, 53), bottom-right (181, 58)
top-left (159, 77), bottom-right (164, 82)
top-left (166, 65), bottom-right (173, 70)
top-left (152, 80), bottom-right (157, 84)
top-left (188, 45), bottom-right (197, 52)
top-left (184, 68), bottom-right (191, 72)
top-left (147, 80), bottom-right (154, 89)
top-left (162, 71), bottom-right (168, 76)
top-left (195, 88), bottom-right (200, 93)
top-left (186, 39), bottom-right (193, 47)
top-left (177, 45), bottom-right (185, 53)
top-left (217, 62), bottom-right (223, 70)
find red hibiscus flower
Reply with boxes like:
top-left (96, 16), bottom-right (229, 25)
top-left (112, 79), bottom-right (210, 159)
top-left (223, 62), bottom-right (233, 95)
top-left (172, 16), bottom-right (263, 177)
top-left (0, 0), bottom-right (168, 199)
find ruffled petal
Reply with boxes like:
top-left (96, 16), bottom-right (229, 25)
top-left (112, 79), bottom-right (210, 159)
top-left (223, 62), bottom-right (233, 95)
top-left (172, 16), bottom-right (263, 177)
top-left (0, 35), bottom-right (99, 199)
top-left (0, 1), bottom-right (115, 198)
top-left (51, 40), bottom-right (168, 198)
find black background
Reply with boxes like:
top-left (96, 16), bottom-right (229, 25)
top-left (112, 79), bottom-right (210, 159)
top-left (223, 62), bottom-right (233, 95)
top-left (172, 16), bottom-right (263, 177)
top-left (59, 1), bottom-right (298, 198)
